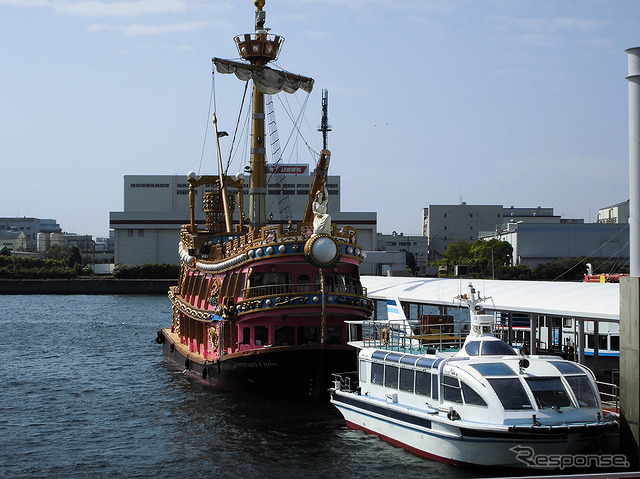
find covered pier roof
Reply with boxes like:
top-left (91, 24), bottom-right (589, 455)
top-left (360, 277), bottom-right (619, 322)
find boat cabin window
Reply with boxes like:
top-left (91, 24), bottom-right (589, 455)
top-left (465, 341), bottom-right (480, 356)
top-left (275, 326), bottom-right (294, 346)
top-left (461, 382), bottom-right (487, 407)
top-left (481, 340), bottom-right (517, 356)
top-left (470, 363), bottom-right (516, 376)
top-left (443, 375), bottom-right (463, 404)
top-left (242, 327), bottom-right (250, 345)
top-left (255, 326), bottom-right (269, 346)
top-left (525, 377), bottom-right (573, 410)
top-left (488, 378), bottom-right (533, 410)
top-left (549, 361), bottom-right (583, 375)
top-left (297, 326), bottom-right (319, 345)
top-left (385, 365), bottom-right (399, 388)
top-left (415, 371), bottom-right (431, 396)
top-left (565, 376), bottom-right (598, 408)
top-left (399, 368), bottom-right (414, 392)
top-left (371, 362), bottom-right (384, 385)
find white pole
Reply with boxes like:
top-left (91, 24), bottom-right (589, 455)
top-left (626, 47), bottom-right (640, 276)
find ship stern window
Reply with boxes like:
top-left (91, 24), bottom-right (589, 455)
top-left (565, 375), bottom-right (598, 408)
top-left (325, 326), bottom-right (342, 345)
top-left (525, 377), bottom-right (573, 410)
top-left (275, 326), bottom-right (294, 346)
top-left (255, 326), bottom-right (269, 346)
top-left (297, 326), bottom-right (319, 345)
top-left (242, 327), bottom-right (250, 344)
top-left (488, 378), bottom-right (532, 410)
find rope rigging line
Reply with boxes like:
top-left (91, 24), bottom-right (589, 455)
top-left (197, 69), bottom-right (217, 176)
top-left (276, 91), bottom-right (319, 161)
top-left (223, 80), bottom-right (250, 178)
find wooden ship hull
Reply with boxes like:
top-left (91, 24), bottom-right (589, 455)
top-left (157, 0), bottom-right (373, 399)
top-left (159, 223), bottom-right (373, 399)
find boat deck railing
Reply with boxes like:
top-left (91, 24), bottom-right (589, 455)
top-left (596, 380), bottom-right (620, 418)
top-left (243, 283), bottom-right (366, 299)
top-left (361, 320), bottom-right (468, 354)
top-left (331, 371), bottom-right (359, 393)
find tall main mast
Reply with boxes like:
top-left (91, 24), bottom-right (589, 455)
top-left (235, 0), bottom-right (283, 228)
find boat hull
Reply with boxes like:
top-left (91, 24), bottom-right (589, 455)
top-left (330, 390), bottom-right (615, 468)
top-left (161, 328), bottom-right (356, 399)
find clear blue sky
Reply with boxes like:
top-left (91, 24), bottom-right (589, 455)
top-left (2, 0), bottom-right (639, 237)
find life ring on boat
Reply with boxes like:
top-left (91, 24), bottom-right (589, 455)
top-left (209, 328), bottom-right (219, 350)
top-left (381, 328), bottom-right (390, 345)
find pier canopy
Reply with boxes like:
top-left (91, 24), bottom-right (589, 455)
top-left (361, 277), bottom-right (619, 321)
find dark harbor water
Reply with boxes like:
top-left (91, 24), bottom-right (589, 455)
top-left (0, 295), bottom-right (502, 478)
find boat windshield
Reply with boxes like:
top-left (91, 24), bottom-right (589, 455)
top-left (481, 340), bottom-right (517, 356)
top-left (525, 377), bottom-right (573, 410)
top-left (565, 375), bottom-right (598, 408)
top-left (487, 378), bottom-right (533, 410)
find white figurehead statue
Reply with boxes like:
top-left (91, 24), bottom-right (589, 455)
top-left (312, 185), bottom-right (331, 235)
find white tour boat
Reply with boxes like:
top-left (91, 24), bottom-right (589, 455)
top-left (330, 283), bottom-right (618, 467)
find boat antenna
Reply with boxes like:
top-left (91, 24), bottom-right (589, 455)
top-left (318, 89), bottom-right (331, 150)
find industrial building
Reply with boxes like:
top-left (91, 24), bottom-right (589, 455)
top-left (481, 222), bottom-right (629, 268)
top-left (0, 217), bottom-right (61, 251)
top-left (422, 203), bottom-right (567, 261)
top-left (109, 167), bottom-right (377, 266)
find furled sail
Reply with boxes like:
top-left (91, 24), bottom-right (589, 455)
top-left (213, 58), bottom-right (314, 95)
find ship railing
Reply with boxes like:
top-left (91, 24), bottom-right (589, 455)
top-left (331, 371), bottom-right (359, 393)
top-left (596, 380), bottom-right (620, 418)
top-left (362, 320), bottom-right (468, 353)
top-left (243, 283), bottom-right (365, 299)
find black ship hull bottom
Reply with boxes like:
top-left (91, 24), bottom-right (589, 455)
top-left (160, 328), bottom-right (356, 400)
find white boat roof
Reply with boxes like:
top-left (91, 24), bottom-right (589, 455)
top-left (360, 276), bottom-right (619, 322)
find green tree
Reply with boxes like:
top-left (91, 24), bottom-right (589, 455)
top-left (46, 244), bottom-right (68, 261)
top-left (68, 245), bottom-right (82, 267)
top-left (469, 239), bottom-right (513, 276)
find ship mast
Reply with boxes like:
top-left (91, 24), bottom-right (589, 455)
top-left (237, 0), bottom-right (283, 228)
top-left (213, 0), bottom-right (313, 228)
